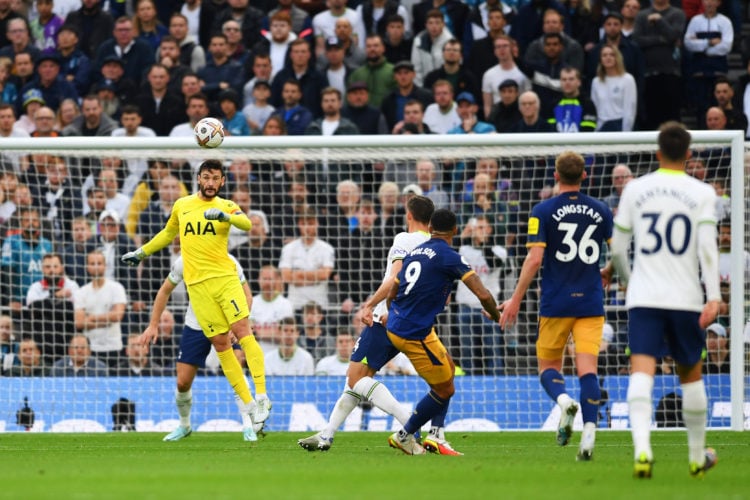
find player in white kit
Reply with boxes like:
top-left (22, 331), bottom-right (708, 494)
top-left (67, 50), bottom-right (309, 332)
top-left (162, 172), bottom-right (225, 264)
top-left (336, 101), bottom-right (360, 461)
top-left (610, 122), bottom-right (720, 478)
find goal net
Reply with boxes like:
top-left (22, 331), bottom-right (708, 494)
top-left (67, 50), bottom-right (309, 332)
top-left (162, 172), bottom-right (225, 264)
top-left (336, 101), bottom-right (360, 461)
top-left (0, 131), bottom-right (745, 433)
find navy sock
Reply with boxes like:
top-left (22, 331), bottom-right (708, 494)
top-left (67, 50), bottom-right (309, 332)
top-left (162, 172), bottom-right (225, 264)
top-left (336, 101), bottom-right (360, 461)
top-left (540, 368), bottom-right (567, 403)
top-left (579, 373), bottom-right (601, 424)
top-left (430, 402), bottom-right (450, 429)
top-left (404, 390), bottom-right (450, 435)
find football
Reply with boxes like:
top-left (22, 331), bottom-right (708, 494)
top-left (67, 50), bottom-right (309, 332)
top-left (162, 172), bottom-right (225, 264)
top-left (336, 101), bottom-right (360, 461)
top-left (194, 117), bottom-right (225, 148)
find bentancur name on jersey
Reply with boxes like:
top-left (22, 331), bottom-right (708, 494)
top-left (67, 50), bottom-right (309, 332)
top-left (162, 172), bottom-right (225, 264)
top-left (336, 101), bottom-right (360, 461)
top-left (551, 203), bottom-right (605, 224)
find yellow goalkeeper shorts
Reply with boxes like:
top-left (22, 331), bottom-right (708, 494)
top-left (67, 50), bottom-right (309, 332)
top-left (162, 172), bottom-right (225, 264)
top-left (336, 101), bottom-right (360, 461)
top-left (188, 276), bottom-right (249, 337)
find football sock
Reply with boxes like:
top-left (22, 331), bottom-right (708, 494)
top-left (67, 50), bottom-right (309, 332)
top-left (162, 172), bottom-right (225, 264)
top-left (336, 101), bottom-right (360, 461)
top-left (239, 335), bottom-right (266, 395)
top-left (579, 373), bottom-right (601, 424)
top-left (430, 404), bottom-right (449, 429)
top-left (404, 390), bottom-right (450, 435)
top-left (353, 377), bottom-right (411, 425)
top-left (681, 379), bottom-right (708, 465)
top-left (540, 368), bottom-right (567, 403)
top-left (216, 347), bottom-right (253, 404)
top-left (580, 422), bottom-right (596, 451)
top-left (322, 386), bottom-right (361, 438)
top-left (175, 389), bottom-right (192, 428)
top-left (234, 394), bottom-right (253, 427)
top-left (627, 371), bottom-right (654, 461)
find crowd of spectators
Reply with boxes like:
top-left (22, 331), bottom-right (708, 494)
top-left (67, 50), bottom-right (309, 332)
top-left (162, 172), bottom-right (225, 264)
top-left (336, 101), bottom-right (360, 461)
top-left (0, 0), bottom-right (747, 376)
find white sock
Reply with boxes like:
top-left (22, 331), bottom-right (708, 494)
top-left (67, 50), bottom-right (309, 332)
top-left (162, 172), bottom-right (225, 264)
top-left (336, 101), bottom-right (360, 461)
top-left (176, 389), bottom-right (192, 428)
top-left (322, 387), bottom-right (361, 438)
top-left (681, 379), bottom-right (708, 465)
top-left (235, 394), bottom-right (253, 427)
top-left (556, 393), bottom-right (575, 409)
top-left (627, 372), bottom-right (654, 461)
top-left (580, 422), bottom-right (596, 451)
top-left (353, 377), bottom-right (410, 425)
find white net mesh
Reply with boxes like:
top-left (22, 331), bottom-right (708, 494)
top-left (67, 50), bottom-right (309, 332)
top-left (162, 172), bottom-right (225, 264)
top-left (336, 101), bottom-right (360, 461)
top-left (0, 132), bottom-right (745, 433)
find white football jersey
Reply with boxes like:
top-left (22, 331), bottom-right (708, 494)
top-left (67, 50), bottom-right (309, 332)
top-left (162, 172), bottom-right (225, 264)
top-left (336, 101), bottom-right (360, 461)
top-left (169, 254), bottom-right (247, 330)
top-left (372, 230), bottom-right (431, 321)
top-left (615, 170), bottom-right (717, 311)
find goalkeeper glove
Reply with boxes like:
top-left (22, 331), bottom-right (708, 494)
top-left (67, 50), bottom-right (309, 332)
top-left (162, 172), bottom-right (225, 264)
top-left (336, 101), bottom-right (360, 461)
top-left (204, 208), bottom-right (230, 222)
top-left (121, 248), bottom-right (146, 266)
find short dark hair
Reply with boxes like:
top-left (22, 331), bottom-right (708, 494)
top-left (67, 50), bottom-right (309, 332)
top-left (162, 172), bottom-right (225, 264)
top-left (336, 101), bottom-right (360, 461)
top-left (406, 195), bottom-right (434, 223)
top-left (279, 316), bottom-right (297, 327)
top-left (430, 208), bottom-right (457, 233)
top-left (386, 14), bottom-right (404, 25)
top-left (197, 159), bottom-right (224, 177)
top-left (120, 104), bottom-right (141, 116)
top-left (658, 121), bottom-right (691, 162)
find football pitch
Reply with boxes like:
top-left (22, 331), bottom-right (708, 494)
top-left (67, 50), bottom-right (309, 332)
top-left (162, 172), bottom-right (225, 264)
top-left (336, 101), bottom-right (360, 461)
top-left (1, 431), bottom-right (747, 500)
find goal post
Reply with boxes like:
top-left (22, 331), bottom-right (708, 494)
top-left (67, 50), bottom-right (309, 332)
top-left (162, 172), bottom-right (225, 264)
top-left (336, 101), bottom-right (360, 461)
top-left (0, 130), bottom-right (745, 433)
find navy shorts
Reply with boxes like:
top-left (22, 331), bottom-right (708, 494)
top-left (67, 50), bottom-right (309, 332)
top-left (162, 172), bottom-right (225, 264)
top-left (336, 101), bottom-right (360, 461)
top-left (350, 322), bottom-right (400, 371)
top-left (177, 325), bottom-right (212, 367)
top-left (628, 307), bottom-right (706, 367)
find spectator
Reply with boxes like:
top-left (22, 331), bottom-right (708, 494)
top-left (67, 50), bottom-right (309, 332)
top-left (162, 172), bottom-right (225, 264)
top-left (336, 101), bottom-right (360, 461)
top-left (448, 92), bottom-right (496, 134)
top-left (312, 0), bottom-right (363, 55)
top-left (356, 0), bottom-right (411, 41)
top-left (250, 265), bottom-right (294, 351)
top-left (734, 60), bottom-right (750, 139)
top-left (0, 102), bottom-right (30, 156)
top-left (412, 0), bottom-right (468, 46)
top-left (90, 54), bottom-right (138, 109)
top-left (305, 87), bottom-right (359, 135)
top-left (61, 215), bottom-right (92, 286)
top-left (333, 18), bottom-right (367, 70)
top-left (272, 79), bottom-right (313, 136)
top-left (509, 90), bottom-right (555, 132)
top-left (241, 54), bottom-right (272, 108)
top-left (133, 0), bottom-right (168, 51)
top-left (456, 215), bottom-right (506, 374)
top-left (410, 9), bottom-right (453, 86)
top-left (254, 12), bottom-right (295, 82)
top-left (93, 16), bottom-right (155, 86)
top-left (522, 32), bottom-right (565, 118)
top-left (30, 105), bottom-right (58, 137)
top-left (314, 328), bottom-right (354, 375)
top-left (264, 316), bottom-right (315, 375)
top-left (242, 79), bottom-right (274, 135)
top-left (488, 78), bottom-right (521, 133)
top-left (717, 218), bottom-right (750, 320)
top-left (234, 213), bottom-right (282, 282)
top-left (55, 97), bottom-right (78, 131)
top-left (703, 323), bottom-right (729, 374)
top-left (585, 12), bottom-right (644, 96)
top-left (391, 98), bottom-right (431, 134)
top-left (278, 207), bottom-right (335, 310)
top-left (53, 24), bottom-right (91, 97)
top-left (74, 249), bottom-right (128, 368)
top-left (0, 56), bottom-right (17, 104)
top-left (219, 89), bottom-right (250, 136)
top-left (298, 301), bottom-right (334, 363)
top-left (24, 252), bottom-right (79, 361)
top-left (9, 52), bottom-right (35, 92)
top-left (14, 88), bottom-right (44, 133)
top-left (482, 34), bottom-right (529, 119)
top-left (31, 0), bottom-right (63, 54)
top-left (115, 333), bottom-right (165, 376)
top-left (603, 163), bottom-right (633, 214)
top-left (317, 36), bottom-right (352, 96)
top-left (414, 159), bottom-right (449, 208)
top-left (49, 333), bottom-right (109, 376)
top-left (210, 0), bottom-right (265, 51)
top-left (148, 307), bottom-right (178, 367)
top-left (590, 45), bottom-right (637, 132)
top-left (348, 34), bottom-right (395, 108)
top-left (424, 38), bottom-right (481, 109)
top-left (5, 338), bottom-right (47, 376)
top-left (0, 313), bottom-right (16, 361)
top-left (64, 0), bottom-right (114, 59)
top-left (705, 106), bottom-right (728, 130)
top-left (423, 79), bottom-right (460, 134)
top-left (632, 0), bottom-right (685, 130)
top-left (620, 0), bottom-right (640, 37)
top-left (510, 0), bottom-right (565, 55)
top-left (167, 13), bottom-right (205, 74)
top-left (549, 67), bottom-right (596, 133)
top-left (341, 80), bottom-right (388, 135)
top-left (62, 94), bottom-right (118, 137)
top-left (380, 59), bottom-right (432, 131)
top-left (713, 76), bottom-right (747, 132)
top-left (0, 18), bottom-right (41, 62)
top-left (383, 14), bottom-right (412, 65)
top-left (683, 0), bottom-right (733, 128)
top-left (271, 39), bottom-right (329, 117)
top-left (197, 34), bottom-right (244, 105)
top-left (0, 0), bottom-right (22, 51)
top-left (375, 181), bottom-right (402, 237)
top-left (467, 6), bottom-right (508, 82)
top-left (263, 0), bottom-right (313, 41)
top-left (32, 157), bottom-right (81, 244)
top-left (524, 8), bottom-right (584, 73)
top-left (168, 92), bottom-right (209, 138)
top-left (137, 174), bottom-right (182, 242)
top-left (1, 207), bottom-right (54, 311)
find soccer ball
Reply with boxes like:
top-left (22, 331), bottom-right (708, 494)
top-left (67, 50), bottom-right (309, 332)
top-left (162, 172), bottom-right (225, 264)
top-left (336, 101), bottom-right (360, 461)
top-left (194, 117), bottom-right (225, 148)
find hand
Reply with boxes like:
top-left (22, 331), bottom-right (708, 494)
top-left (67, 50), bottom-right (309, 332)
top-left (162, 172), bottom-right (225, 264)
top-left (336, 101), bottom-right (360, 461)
top-left (121, 248), bottom-right (145, 266)
top-left (699, 300), bottom-right (721, 329)
top-left (204, 209), bottom-right (230, 222)
top-left (139, 325), bottom-right (159, 346)
top-left (498, 298), bottom-right (520, 330)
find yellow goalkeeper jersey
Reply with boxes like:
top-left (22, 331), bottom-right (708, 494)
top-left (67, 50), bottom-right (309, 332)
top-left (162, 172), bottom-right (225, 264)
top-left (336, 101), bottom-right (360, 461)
top-left (143, 194), bottom-right (248, 285)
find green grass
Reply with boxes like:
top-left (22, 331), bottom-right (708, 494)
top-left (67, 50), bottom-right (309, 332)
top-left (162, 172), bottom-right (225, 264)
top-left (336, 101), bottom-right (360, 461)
top-left (0, 431), bottom-right (748, 500)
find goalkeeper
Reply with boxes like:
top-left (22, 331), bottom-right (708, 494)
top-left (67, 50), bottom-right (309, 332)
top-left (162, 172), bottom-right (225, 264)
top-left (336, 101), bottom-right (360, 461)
top-left (122, 159), bottom-right (264, 427)
top-left (138, 253), bottom-right (270, 441)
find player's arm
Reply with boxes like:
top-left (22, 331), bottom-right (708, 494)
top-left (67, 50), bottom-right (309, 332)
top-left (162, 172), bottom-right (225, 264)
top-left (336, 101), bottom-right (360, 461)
top-left (139, 277), bottom-right (177, 346)
top-left (610, 225), bottom-right (632, 287)
top-left (122, 225), bottom-right (179, 266)
top-left (463, 271), bottom-right (500, 322)
top-left (385, 277), bottom-right (400, 310)
top-left (362, 259), bottom-right (404, 326)
top-left (697, 221), bottom-right (722, 328)
top-left (498, 245), bottom-right (544, 329)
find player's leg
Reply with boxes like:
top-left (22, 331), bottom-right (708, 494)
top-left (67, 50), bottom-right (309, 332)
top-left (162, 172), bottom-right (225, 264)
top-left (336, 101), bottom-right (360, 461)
top-left (423, 353), bottom-right (462, 456)
top-left (537, 317), bottom-right (578, 446)
top-left (571, 316), bottom-right (605, 461)
top-left (669, 311), bottom-right (716, 477)
top-left (387, 330), bottom-right (454, 456)
top-left (230, 348), bottom-right (258, 441)
top-left (232, 319), bottom-right (271, 423)
top-left (627, 308), bottom-right (661, 478)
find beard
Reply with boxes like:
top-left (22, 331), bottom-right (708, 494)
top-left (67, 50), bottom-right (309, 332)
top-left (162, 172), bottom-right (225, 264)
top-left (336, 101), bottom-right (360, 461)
top-left (199, 185), bottom-right (218, 199)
